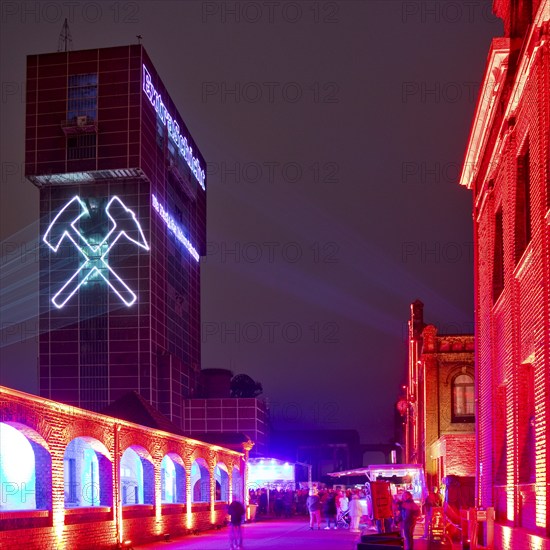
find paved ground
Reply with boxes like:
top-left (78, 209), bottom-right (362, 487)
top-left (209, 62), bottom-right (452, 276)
top-left (136, 518), bottom-right (462, 550)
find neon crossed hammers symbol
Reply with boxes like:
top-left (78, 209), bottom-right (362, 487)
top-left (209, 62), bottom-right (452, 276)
top-left (43, 196), bottom-right (149, 308)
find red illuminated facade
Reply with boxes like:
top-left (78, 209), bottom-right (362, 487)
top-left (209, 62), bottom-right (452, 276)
top-left (460, 0), bottom-right (549, 547)
top-left (403, 301), bottom-right (475, 488)
top-left (25, 46), bottom-right (206, 427)
top-left (0, 385), bottom-right (247, 550)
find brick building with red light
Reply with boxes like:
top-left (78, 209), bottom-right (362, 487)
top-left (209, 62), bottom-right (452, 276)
top-left (0, 385), bottom-right (247, 550)
top-left (402, 301), bottom-right (475, 489)
top-left (420, 326), bottom-right (476, 485)
top-left (459, 0), bottom-right (549, 547)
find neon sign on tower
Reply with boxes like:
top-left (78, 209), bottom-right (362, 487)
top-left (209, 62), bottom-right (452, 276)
top-left (152, 194), bottom-right (200, 262)
top-left (43, 196), bottom-right (149, 308)
top-left (142, 65), bottom-right (206, 191)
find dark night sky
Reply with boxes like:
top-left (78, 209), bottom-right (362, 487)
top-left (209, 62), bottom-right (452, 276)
top-left (0, 1), bottom-right (502, 448)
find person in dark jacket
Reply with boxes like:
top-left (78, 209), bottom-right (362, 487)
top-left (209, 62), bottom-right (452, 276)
top-left (258, 488), bottom-right (268, 516)
top-left (306, 489), bottom-right (322, 530)
top-left (228, 500), bottom-right (245, 549)
top-left (424, 486), bottom-right (442, 538)
top-left (399, 491), bottom-right (420, 550)
top-left (324, 491), bottom-right (338, 529)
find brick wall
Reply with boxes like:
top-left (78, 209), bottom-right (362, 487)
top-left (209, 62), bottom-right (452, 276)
top-left (442, 434), bottom-right (476, 478)
top-left (0, 385), bottom-right (246, 550)
top-left (475, 29), bottom-right (549, 542)
top-left (417, 324), bottom-right (475, 484)
top-left (460, 1), bottom-right (549, 547)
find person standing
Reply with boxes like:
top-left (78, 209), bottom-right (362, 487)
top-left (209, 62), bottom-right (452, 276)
top-left (399, 491), bottom-right (420, 550)
top-left (324, 491), bottom-right (337, 529)
top-left (424, 486), bottom-right (442, 538)
top-left (258, 488), bottom-right (268, 517)
top-left (349, 494), bottom-right (362, 532)
top-left (306, 489), bottom-right (322, 530)
top-left (228, 499), bottom-right (245, 549)
top-left (337, 490), bottom-right (349, 516)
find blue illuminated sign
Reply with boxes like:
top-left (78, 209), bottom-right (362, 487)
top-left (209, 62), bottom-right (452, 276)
top-left (142, 65), bottom-right (206, 191)
top-left (43, 196), bottom-right (149, 308)
top-left (152, 194), bottom-right (200, 262)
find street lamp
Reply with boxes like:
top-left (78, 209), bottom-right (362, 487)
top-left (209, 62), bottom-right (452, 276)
top-left (396, 387), bottom-right (416, 463)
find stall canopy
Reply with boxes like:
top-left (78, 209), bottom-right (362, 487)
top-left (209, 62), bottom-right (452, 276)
top-left (328, 464), bottom-right (427, 503)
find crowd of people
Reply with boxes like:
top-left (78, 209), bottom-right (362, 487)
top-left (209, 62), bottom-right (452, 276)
top-left (305, 487), bottom-right (365, 532)
top-left (249, 488), bottom-right (365, 527)
top-left (243, 484), bottom-right (445, 550)
top-left (247, 486), bottom-right (368, 531)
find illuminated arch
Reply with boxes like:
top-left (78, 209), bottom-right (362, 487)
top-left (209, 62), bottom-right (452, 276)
top-left (214, 462), bottom-right (229, 502)
top-left (232, 466), bottom-right (243, 503)
top-left (63, 437), bottom-right (112, 508)
top-left (0, 422), bottom-right (51, 510)
top-left (191, 458), bottom-right (210, 503)
top-left (120, 446), bottom-right (154, 505)
top-left (160, 453), bottom-right (186, 504)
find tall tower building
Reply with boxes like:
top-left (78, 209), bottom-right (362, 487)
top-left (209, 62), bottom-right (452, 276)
top-left (25, 45), bottom-right (206, 428)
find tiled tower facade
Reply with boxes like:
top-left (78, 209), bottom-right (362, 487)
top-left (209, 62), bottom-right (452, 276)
top-left (460, 1), bottom-right (549, 547)
top-left (25, 45), bottom-right (206, 428)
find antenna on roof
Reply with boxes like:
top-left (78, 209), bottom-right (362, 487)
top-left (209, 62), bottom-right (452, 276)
top-left (57, 18), bottom-right (73, 52)
top-left (136, 35), bottom-right (143, 44)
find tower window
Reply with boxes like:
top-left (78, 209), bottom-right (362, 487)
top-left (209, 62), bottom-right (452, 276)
top-left (67, 134), bottom-right (96, 160)
top-left (67, 73), bottom-right (98, 122)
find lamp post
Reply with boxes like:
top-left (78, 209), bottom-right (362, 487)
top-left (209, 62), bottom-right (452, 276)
top-left (396, 387), bottom-right (416, 463)
top-left (396, 397), bottom-right (409, 463)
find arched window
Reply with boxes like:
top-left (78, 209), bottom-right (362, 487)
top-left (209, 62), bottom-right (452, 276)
top-left (64, 437), bottom-right (112, 508)
top-left (0, 423), bottom-right (51, 510)
top-left (214, 463), bottom-right (229, 502)
top-left (191, 459), bottom-right (210, 503)
top-left (232, 466), bottom-right (243, 503)
top-left (452, 374), bottom-right (474, 422)
top-left (120, 446), bottom-right (154, 505)
top-left (161, 454), bottom-right (186, 504)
